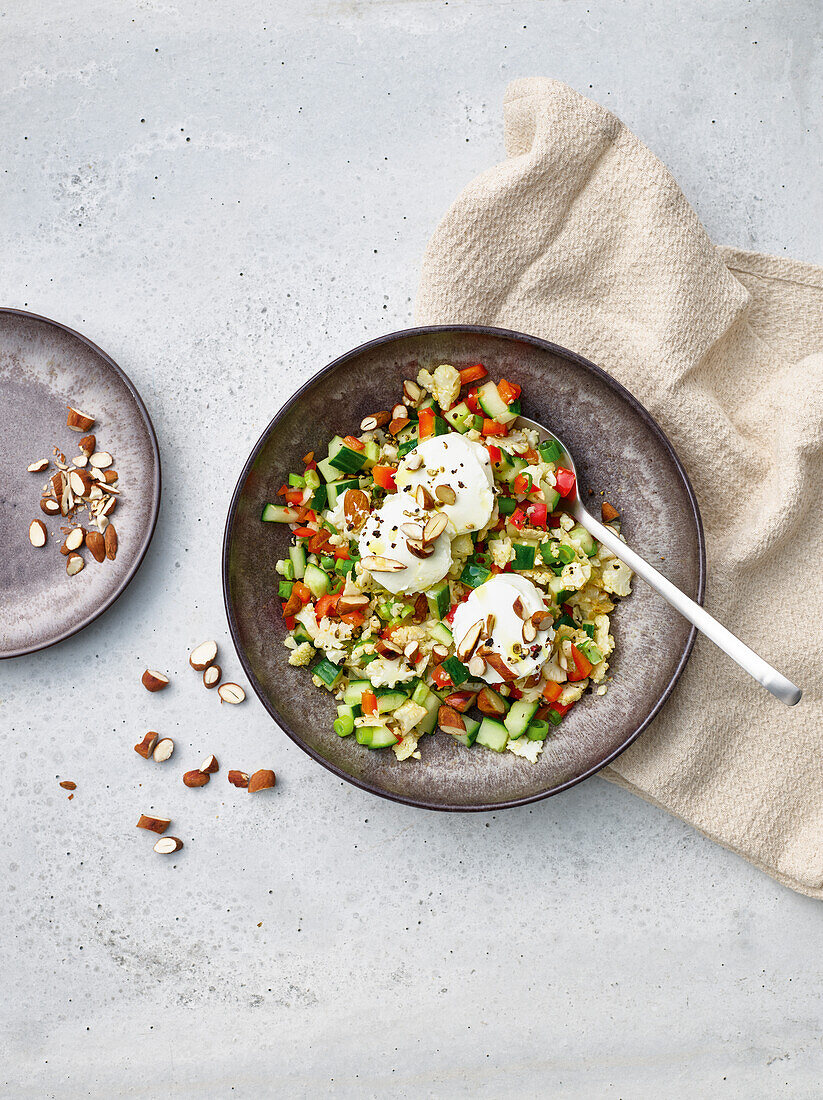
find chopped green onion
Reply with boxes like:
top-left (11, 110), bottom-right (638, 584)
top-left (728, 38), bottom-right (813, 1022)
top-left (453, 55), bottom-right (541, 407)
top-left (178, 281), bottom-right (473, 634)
top-left (288, 473), bottom-right (305, 488)
top-left (334, 715), bottom-right (354, 737)
top-left (335, 558), bottom-right (355, 575)
top-left (497, 496), bottom-right (517, 515)
top-left (538, 438), bottom-right (564, 464)
top-left (557, 544), bottom-right (575, 564)
top-left (320, 555), bottom-right (335, 571)
top-left (548, 709), bottom-right (564, 726)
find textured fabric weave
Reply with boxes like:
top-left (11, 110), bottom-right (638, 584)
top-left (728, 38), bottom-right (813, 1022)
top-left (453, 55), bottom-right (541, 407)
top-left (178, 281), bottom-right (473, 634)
top-left (416, 78), bottom-right (823, 896)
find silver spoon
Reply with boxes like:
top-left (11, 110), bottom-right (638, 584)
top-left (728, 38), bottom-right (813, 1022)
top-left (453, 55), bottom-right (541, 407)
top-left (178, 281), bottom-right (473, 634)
top-left (516, 416), bottom-right (802, 706)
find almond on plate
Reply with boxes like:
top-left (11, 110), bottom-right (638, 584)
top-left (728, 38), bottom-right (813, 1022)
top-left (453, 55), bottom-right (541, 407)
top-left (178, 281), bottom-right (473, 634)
top-left (27, 459), bottom-right (49, 473)
top-left (104, 524), bottom-right (118, 560)
top-left (228, 770), bottom-right (250, 788)
top-left (85, 530), bottom-right (106, 563)
top-left (66, 552), bottom-right (84, 576)
top-left (28, 519), bottom-right (47, 547)
top-left (200, 754), bottom-right (219, 774)
top-left (67, 406), bottom-right (95, 432)
top-left (78, 434), bottom-right (96, 456)
top-left (183, 769), bottom-right (210, 788)
top-left (152, 738), bottom-right (174, 762)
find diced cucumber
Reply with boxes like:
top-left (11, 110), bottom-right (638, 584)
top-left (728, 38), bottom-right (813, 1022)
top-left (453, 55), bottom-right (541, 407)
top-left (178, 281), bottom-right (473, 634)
top-left (497, 496), bottom-right (517, 515)
top-left (477, 380), bottom-right (517, 424)
top-left (361, 440), bottom-right (381, 467)
top-left (504, 699), bottom-right (539, 739)
top-left (288, 473), bottom-right (305, 488)
top-left (303, 563), bottom-right (329, 599)
top-left (326, 477), bottom-right (360, 509)
top-left (540, 482), bottom-right (561, 512)
top-left (355, 725), bottom-right (397, 749)
top-left (375, 687), bottom-right (410, 714)
top-left (476, 716), bottom-right (509, 752)
top-left (278, 580), bottom-right (293, 598)
top-left (317, 455), bottom-right (343, 483)
top-left (289, 543), bottom-right (307, 580)
top-left (548, 575), bottom-right (572, 604)
top-left (526, 719), bottom-right (551, 741)
top-left (430, 622), bottom-right (453, 646)
top-left (344, 679), bottom-right (372, 706)
top-left (447, 715), bottom-right (480, 748)
top-left (414, 690), bottom-right (442, 736)
top-left (261, 503), bottom-right (300, 523)
top-left (397, 434), bottom-right (420, 458)
top-left (328, 436), bottom-right (367, 474)
top-left (494, 451), bottom-right (527, 483)
top-left (410, 680), bottom-right (432, 707)
top-left (568, 523), bottom-right (597, 557)
top-left (313, 657), bottom-right (342, 689)
top-left (443, 401), bottom-right (473, 433)
top-left (427, 580), bottom-right (451, 621)
top-left (310, 483), bottom-right (328, 512)
top-left (292, 621), bottom-right (313, 645)
top-left (461, 562), bottom-right (491, 588)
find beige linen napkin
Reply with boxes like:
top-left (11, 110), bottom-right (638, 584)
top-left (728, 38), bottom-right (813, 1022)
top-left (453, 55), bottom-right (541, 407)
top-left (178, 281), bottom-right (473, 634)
top-left (416, 78), bottom-right (823, 897)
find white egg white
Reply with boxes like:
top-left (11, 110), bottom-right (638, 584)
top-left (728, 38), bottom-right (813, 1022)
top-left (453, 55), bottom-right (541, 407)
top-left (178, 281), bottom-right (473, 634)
top-left (358, 492), bottom-right (452, 595)
top-left (394, 434), bottom-right (494, 535)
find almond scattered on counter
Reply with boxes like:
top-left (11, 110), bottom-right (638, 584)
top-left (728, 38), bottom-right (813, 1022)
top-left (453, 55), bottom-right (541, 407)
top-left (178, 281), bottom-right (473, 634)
top-left (142, 669), bottom-right (169, 692)
top-left (217, 682), bottom-right (245, 705)
top-left (134, 732), bottom-right (158, 758)
top-left (200, 754), bottom-right (219, 774)
top-left (79, 434), bottom-right (96, 456)
top-left (228, 770), bottom-right (250, 788)
top-left (60, 527), bottom-right (85, 555)
top-left (89, 451), bottom-right (113, 469)
top-left (27, 459), bottom-right (49, 473)
top-left (66, 552), bottom-right (84, 576)
top-left (58, 780), bottom-right (77, 791)
top-left (601, 501), bottom-right (620, 522)
top-left (189, 639), bottom-right (218, 671)
top-left (66, 406), bottom-right (95, 431)
top-left (152, 738), bottom-right (174, 762)
top-left (29, 519), bottom-right (47, 547)
top-left (248, 769), bottom-right (276, 793)
top-left (104, 524), bottom-right (117, 560)
top-left (183, 769), bottom-right (210, 788)
top-left (136, 814), bottom-right (170, 834)
top-left (85, 529), bottom-right (106, 563)
top-left (154, 836), bottom-right (183, 854)
top-left (40, 498), bottom-right (60, 516)
top-left (203, 665), bottom-right (221, 689)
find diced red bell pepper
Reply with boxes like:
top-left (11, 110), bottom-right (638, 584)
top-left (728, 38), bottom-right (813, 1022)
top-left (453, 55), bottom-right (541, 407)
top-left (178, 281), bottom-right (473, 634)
top-left (443, 690), bottom-right (477, 713)
top-left (333, 546), bottom-right (350, 560)
top-left (524, 447), bottom-right (539, 463)
top-left (362, 689), bottom-right (378, 716)
top-left (417, 407), bottom-right (436, 439)
top-left (567, 644), bottom-right (593, 682)
top-left (542, 680), bottom-right (562, 703)
top-left (551, 701), bottom-right (575, 718)
top-left (459, 364), bottom-right (488, 385)
top-left (277, 483), bottom-right (289, 497)
top-left (372, 465), bottom-right (397, 492)
top-left (512, 473), bottom-right (538, 496)
top-left (508, 686), bottom-right (523, 701)
top-left (292, 526), bottom-right (317, 537)
top-left (555, 467), bottom-right (576, 498)
top-left (284, 489), bottom-right (304, 505)
top-left (295, 506), bottom-right (317, 523)
top-left (465, 390), bottom-right (481, 415)
top-left (431, 664), bottom-right (453, 689)
top-left (509, 507), bottom-right (526, 530)
top-left (527, 502), bottom-right (547, 528)
top-left (482, 419), bottom-right (508, 437)
top-left (548, 512), bottom-right (563, 528)
top-left (292, 581), bottom-right (313, 605)
top-left (497, 378), bottom-right (521, 405)
top-left (315, 592), bottom-right (341, 620)
top-left (487, 443), bottom-right (502, 465)
top-left (343, 435), bottom-right (365, 452)
top-left (340, 610), bottom-right (365, 628)
top-left (284, 615), bottom-right (296, 630)
top-left (302, 452), bottom-right (315, 465)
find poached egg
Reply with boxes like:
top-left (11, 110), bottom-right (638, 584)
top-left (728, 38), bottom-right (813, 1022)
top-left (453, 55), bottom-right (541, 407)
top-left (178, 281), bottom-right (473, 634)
top-left (358, 492), bottom-right (452, 595)
top-left (394, 435), bottom-right (494, 535)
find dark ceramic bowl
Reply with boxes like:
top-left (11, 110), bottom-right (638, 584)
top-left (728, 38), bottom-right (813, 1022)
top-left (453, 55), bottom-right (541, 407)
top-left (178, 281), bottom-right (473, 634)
top-left (0, 309), bottom-right (161, 659)
top-left (223, 326), bottom-right (704, 811)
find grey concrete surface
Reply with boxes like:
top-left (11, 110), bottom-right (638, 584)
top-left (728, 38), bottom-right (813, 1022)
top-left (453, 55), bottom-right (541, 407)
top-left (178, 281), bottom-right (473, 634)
top-left (2, 2), bottom-right (822, 1096)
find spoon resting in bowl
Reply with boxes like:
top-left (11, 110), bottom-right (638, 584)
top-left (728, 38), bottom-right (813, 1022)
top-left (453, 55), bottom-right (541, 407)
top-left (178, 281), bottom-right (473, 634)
top-left (517, 416), bottom-right (802, 707)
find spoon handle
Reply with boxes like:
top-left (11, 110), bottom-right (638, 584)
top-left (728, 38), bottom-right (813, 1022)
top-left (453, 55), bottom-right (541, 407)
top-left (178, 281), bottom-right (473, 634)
top-left (573, 506), bottom-right (802, 706)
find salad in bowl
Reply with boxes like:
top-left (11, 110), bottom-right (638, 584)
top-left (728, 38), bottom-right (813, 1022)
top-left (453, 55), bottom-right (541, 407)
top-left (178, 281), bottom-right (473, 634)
top-left (261, 363), bottom-right (633, 763)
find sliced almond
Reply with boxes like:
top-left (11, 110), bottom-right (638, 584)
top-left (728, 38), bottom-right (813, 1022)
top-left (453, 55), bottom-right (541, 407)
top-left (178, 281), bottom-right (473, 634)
top-left (40, 497), bottom-right (60, 516)
top-left (248, 769), bottom-right (276, 793)
top-left (415, 485), bottom-right (435, 510)
top-left (203, 664), bottom-right (221, 689)
top-left (88, 484), bottom-right (103, 500)
top-left (85, 530), bottom-right (106, 562)
top-left (154, 836), bottom-right (183, 854)
top-left (183, 769), bottom-right (210, 788)
top-left (412, 592), bottom-right (429, 623)
top-left (88, 451), bottom-right (113, 469)
top-left (392, 403), bottom-right (408, 421)
top-left (468, 653), bottom-right (486, 678)
top-left (483, 652), bottom-right (518, 682)
top-left (455, 619), bottom-right (483, 662)
top-left (200, 754), bottom-right (219, 774)
top-left (512, 596), bottom-right (526, 620)
top-left (228, 770), bottom-right (250, 788)
top-left (336, 594), bottom-right (369, 615)
top-left (361, 555), bottom-right (406, 573)
top-left (522, 619), bottom-right (537, 642)
top-left (189, 639), bottom-right (218, 671)
top-left (28, 519), bottom-right (47, 547)
top-left (438, 705), bottom-right (466, 734)
top-left (72, 454), bottom-right (88, 468)
top-left (61, 527), bottom-right (84, 554)
top-left (480, 612), bottom-right (496, 639)
top-left (137, 814), bottom-right (170, 834)
top-left (375, 638), bottom-right (402, 660)
top-left (217, 682), bottom-right (245, 704)
top-left (66, 552), bottom-right (84, 576)
top-left (343, 489), bottom-right (370, 531)
top-left (27, 459), bottom-right (49, 473)
top-left (389, 416), bottom-right (410, 436)
top-left (102, 470), bottom-right (118, 484)
top-left (142, 669), bottom-right (169, 692)
top-left (59, 780), bottom-right (77, 791)
top-left (79, 434), bottom-right (96, 456)
top-left (434, 484), bottom-right (456, 505)
top-left (360, 410), bottom-right (390, 431)
top-left (423, 512), bottom-right (448, 543)
top-left (406, 538), bottom-right (435, 560)
top-left (69, 469), bottom-right (93, 496)
top-left (399, 522), bottom-right (423, 539)
top-left (402, 379), bottom-right (422, 405)
top-left (531, 611), bottom-right (553, 632)
top-left (100, 496), bottom-right (117, 517)
top-left (104, 524), bottom-right (117, 560)
top-left (50, 470), bottom-right (65, 498)
top-left (431, 643), bottom-right (450, 661)
top-left (134, 732), bottom-right (158, 759)
top-left (66, 406), bottom-right (95, 431)
top-left (153, 738), bottom-right (175, 762)
top-left (601, 501), bottom-right (620, 523)
top-left (404, 641), bottom-right (421, 664)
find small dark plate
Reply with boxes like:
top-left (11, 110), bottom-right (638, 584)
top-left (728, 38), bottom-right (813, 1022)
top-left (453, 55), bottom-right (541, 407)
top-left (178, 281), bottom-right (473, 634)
top-left (0, 309), bottom-right (161, 659)
top-left (223, 326), bottom-right (704, 811)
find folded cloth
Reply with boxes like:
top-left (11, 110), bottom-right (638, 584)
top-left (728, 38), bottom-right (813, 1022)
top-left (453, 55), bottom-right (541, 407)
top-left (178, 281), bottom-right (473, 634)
top-left (416, 78), bottom-right (823, 897)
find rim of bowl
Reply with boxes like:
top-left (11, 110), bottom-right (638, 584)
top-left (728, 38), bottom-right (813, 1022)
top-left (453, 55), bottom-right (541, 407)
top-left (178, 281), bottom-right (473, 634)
top-left (0, 307), bottom-right (162, 660)
top-left (222, 324), bottom-right (706, 812)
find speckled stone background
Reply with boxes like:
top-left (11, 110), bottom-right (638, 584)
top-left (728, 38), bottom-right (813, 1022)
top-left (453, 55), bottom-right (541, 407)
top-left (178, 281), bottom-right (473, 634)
top-left (2, 2), bottom-right (822, 1097)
